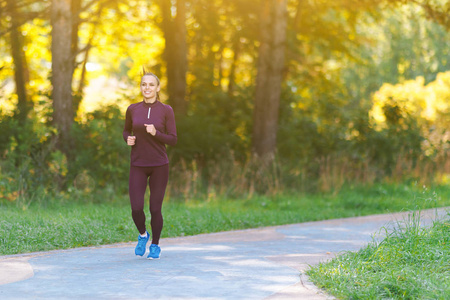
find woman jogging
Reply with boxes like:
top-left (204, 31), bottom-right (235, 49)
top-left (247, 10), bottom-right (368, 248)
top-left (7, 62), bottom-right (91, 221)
top-left (123, 71), bottom-right (177, 259)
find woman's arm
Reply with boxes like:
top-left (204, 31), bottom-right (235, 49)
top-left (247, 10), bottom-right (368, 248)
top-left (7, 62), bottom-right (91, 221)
top-left (123, 107), bottom-right (133, 142)
top-left (153, 106), bottom-right (177, 146)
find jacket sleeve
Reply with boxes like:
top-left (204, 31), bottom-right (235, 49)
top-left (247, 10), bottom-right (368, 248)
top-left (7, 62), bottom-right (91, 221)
top-left (154, 106), bottom-right (177, 146)
top-left (123, 106), bottom-right (133, 142)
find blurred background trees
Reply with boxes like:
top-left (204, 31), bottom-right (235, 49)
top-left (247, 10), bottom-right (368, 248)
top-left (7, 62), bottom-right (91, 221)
top-left (0, 0), bottom-right (449, 202)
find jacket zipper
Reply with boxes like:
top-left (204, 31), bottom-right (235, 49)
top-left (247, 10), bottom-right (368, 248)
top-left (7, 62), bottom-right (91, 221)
top-left (147, 107), bottom-right (151, 119)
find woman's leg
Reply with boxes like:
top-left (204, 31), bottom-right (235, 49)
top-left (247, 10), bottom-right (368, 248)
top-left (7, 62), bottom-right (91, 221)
top-left (129, 165), bottom-right (149, 234)
top-left (148, 164), bottom-right (169, 245)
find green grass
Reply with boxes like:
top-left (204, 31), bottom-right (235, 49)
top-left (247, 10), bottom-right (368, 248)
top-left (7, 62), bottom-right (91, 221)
top-left (307, 211), bottom-right (450, 299)
top-left (0, 182), bottom-right (449, 255)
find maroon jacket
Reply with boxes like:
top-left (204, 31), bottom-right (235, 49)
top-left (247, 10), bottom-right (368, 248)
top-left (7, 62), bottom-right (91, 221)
top-left (123, 100), bottom-right (177, 167)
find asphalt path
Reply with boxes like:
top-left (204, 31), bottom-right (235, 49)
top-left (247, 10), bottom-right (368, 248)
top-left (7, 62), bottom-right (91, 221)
top-left (1, 208), bottom-right (448, 300)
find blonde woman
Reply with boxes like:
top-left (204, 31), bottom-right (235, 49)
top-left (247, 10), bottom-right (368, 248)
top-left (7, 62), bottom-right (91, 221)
top-left (123, 72), bottom-right (177, 259)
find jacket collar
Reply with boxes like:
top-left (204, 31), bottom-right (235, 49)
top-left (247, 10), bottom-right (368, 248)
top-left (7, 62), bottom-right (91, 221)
top-left (142, 100), bottom-right (159, 108)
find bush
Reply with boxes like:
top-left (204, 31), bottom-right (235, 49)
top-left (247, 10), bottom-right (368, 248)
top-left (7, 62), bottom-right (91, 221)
top-left (71, 104), bottom-right (129, 193)
top-left (0, 115), bottom-right (63, 205)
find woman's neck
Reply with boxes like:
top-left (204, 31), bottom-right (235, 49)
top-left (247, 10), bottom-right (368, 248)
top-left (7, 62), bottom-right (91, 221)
top-left (144, 98), bottom-right (157, 104)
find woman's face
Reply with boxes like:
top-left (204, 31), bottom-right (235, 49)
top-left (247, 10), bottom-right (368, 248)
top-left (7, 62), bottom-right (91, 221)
top-left (141, 75), bottom-right (160, 101)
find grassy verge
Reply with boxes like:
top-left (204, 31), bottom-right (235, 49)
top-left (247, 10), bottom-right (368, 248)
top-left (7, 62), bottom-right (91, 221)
top-left (1, 182), bottom-right (449, 255)
top-left (307, 210), bottom-right (450, 299)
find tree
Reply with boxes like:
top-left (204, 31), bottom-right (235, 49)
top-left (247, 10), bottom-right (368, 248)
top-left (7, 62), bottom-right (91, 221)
top-left (252, 0), bottom-right (287, 162)
top-left (51, 0), bottom-right (108, 153)
top-left (159, 0), bottom-right (188, 117)
top-left (72, 0), bottom-right (104, 115)
top-left (5, 0), bottom-right (30, 122)
top-left (387, 0), bottom-right (450, 29)
top-left (51, 0), bottom-right (75, 154)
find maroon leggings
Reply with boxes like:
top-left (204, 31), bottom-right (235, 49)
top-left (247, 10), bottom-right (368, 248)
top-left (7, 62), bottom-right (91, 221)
top-left (129, 164), bottom-right (169, 245)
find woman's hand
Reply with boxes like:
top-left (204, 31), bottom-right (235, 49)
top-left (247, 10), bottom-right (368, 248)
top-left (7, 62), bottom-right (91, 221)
top-left (127, 136), bottom-right (136, 146)
top-left (144, 124), bottom-right (156, 136)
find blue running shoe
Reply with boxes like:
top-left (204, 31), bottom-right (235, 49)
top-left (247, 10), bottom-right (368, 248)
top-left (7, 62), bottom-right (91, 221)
top-left (147, 244), bottom-right (161, 259)
top-left (135, 231), bottom-right (149, 256)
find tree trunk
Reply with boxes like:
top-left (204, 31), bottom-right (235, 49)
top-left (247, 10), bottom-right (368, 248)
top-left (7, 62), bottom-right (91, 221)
top-left (71, 0), bottom-right (81, 66)
top-left (75, 39), bottom-right (92, 105)
top-left (228, 34), bottom-right (240, 96)
top-left (252, 0), bottom-right (288, 162)
top-left (70, 0), bottom-right (82, 116)
top-left (159, 0), bottom-right (188, 117)
top-left (74, 1), bottom-right (103, 116)
top-left (51, 0), bottom-right (74, 155)
top-left (7, 0), bottom-right (29, 122)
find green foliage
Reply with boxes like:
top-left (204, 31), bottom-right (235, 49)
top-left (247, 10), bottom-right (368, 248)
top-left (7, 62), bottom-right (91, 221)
top-left (307, 210), bottom-right (450, 299)
top-left (0, 104), bottom-right (130, 205)
top-left (172, 113), bottom-right (240, 163)
top-left (173, 87), bottom-right (252, 163)
top-left (0, 115), bottom-right (63, 205)
top-left (1, 1), bottom-right (449, 202)
top-left (71, 104), bottom-right (129, 192)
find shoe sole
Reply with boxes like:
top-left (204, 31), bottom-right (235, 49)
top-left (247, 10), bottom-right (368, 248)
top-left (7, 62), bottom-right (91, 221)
top-left (135, 246), bottom-right (147, 256)
top-left (147, 254), bottom-right (161, 260)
